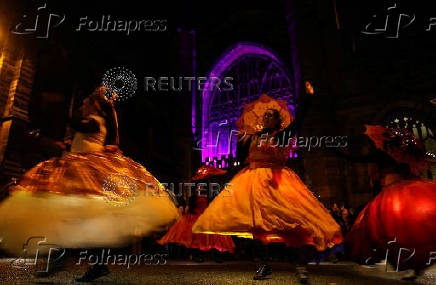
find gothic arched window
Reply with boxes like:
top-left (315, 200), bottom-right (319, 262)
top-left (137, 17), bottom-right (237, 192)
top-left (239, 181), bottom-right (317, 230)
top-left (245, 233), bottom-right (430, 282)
top-left (200, 42), bottom-right (297, 168)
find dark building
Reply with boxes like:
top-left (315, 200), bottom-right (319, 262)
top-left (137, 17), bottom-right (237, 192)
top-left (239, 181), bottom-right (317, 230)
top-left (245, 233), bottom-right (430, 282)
top-left (1, 0), bottom-right (435, 207)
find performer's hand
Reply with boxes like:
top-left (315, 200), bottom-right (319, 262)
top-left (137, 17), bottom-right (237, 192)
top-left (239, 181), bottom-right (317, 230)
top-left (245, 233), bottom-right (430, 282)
top-left (305, 81), bottom-right (315, 95)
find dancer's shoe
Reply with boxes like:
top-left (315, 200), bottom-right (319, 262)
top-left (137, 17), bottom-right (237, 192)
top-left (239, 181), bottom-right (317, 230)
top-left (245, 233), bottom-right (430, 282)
top-left (253, 263), bottom-right (272, 280)
top-left (76, 264), bottom-right (109, 282)
top-left (296, 266), bottom-right (309, 284)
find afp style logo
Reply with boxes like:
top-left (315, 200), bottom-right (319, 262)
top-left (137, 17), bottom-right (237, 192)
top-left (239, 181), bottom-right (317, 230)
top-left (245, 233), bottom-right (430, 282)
top-left (362, 3), bottom-right (436, 38)
top-left (11, 236), bottom-right (65, 273)
top-left (362, 3), bottom-right (415, 38)
top-left (11, 3), bottom-right (65, 39)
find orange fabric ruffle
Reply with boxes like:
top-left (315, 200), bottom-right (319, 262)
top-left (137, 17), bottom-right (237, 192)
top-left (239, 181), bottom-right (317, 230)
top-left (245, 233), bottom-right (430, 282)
top-left (193, 167), bottom-right (342, 251)
top-left (16, 151), bottom-right (166, 197)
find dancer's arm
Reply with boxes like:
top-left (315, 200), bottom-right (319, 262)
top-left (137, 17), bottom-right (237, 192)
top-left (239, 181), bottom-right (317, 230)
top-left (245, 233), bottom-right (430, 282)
top-left (287, 93), bottom-right (312, 136)
top-left (278, 93), bottom-right (313, 144)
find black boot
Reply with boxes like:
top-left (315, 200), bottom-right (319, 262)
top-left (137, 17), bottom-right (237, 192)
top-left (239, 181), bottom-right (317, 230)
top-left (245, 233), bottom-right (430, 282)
top-left (253, 240), bottom-right (271, 280)
top-left (191, 249), bottom-right (204, 263)
top-left (212, 249), bottom-right (223, 263)
top-left (253, 263), bottom-right (272, 280)
top-left (76, 264), bottom-right (110, 282)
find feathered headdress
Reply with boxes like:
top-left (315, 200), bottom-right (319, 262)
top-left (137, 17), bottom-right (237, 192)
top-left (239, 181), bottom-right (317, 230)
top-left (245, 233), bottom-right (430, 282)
top-left (364, 125), bottom-right (428, 174)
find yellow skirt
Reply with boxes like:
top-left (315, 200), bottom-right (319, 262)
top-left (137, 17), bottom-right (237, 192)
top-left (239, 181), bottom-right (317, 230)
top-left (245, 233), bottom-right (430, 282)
top-left (192, 167), bottom-right (342, 251)
top-left (0, 151), bottom-right (179, 256)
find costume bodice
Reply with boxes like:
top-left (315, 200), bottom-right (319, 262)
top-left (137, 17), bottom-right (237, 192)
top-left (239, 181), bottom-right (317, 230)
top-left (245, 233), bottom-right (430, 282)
top-left (191, 196), bottom-right (208, 215)
top-left (246, 133), bottom-right (291, 167)
top-left (71, 115), bottom-right (107, 153)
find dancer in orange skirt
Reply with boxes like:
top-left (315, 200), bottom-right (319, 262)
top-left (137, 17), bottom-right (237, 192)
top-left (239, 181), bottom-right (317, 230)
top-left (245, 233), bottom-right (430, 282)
top-left (158, 165), bottom-right (235, 261)
top-left (193, 94), bottom-right (342, 282)
top-left (346, 125), bottom-right (436, 280)
top-left (0, 86), bottom-right (179, 282)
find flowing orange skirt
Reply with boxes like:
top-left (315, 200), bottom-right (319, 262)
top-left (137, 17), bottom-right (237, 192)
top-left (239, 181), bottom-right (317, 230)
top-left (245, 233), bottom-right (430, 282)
top-left (157, 213), bottom-right (235, 253)
top-left (192, 167), bottom-right (342, 251)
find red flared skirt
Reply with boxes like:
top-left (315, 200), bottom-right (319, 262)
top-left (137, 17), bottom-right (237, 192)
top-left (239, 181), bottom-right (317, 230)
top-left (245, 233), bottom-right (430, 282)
top-left (157, 213), bottom-right (235, 253)
top-left (346, 179), bottom-right (436, 270)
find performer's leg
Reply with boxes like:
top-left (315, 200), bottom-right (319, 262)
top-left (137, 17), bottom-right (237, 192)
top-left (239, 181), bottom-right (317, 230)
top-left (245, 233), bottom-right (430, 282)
top-left (253, 240), bottom-right (272, 280)
top-left (211, 249), bottom-right (224, 263)
top-left (295, 245), bottom-right (315, 284)
top-left (192, 248), bottom-right (204, 263)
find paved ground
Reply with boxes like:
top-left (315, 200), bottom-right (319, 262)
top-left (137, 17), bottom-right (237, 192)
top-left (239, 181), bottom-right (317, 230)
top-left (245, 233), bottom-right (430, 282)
top-left (1, 259), bottom-right (435, 284)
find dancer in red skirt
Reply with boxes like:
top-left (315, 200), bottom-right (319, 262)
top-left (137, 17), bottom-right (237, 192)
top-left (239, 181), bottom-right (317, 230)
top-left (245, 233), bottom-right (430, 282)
top-left (158, 165), bottom-right (236, 260)
top-left (346, 125), bottom-right (436, 280)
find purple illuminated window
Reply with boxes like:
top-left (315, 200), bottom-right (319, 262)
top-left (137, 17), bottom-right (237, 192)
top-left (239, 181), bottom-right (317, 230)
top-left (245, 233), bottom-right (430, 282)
top-left (199, 42), bottom-right (297, 167)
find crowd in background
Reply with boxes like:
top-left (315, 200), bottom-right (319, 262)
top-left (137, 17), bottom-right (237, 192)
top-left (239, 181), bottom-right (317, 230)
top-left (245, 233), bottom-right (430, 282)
top-left (328, 202), bottom-right (359, 235)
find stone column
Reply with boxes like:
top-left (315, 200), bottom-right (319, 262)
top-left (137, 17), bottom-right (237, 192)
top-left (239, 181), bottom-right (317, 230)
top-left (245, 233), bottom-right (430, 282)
top-left (0, 40), bottom-right (35, 183)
